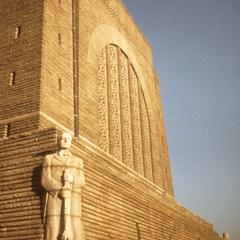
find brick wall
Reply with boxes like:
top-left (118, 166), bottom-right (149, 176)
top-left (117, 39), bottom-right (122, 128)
top-left (0, 0), bottom-right (174, 195)
top-left (0, 129), bottom-right (221, 240)
top-left (78, 0), bottom-right (174, 195)
top-left (0, 129), bottom-right (57, 240)
top-left (0, 0), bottom-right (43, 135)
top-left (40, 0), bottom-right (74, 132)
top-left (0, 1), bottom-right (221, 239)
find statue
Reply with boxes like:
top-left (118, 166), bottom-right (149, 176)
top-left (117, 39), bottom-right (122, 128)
top-left (41, 132), bottom-right (85, 240)
top-left (223, 232), bottom-right (230, 240)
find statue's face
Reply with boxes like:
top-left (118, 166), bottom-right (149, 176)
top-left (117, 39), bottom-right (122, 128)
top-left (223, 233), bottom-right (230, 240)
top-left (60, 132), bottom-right (72, 150)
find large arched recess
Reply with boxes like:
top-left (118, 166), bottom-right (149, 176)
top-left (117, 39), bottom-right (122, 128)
top-left (87, 24), bottom-right (149, 102)
top-left (86, 24), bottom-right (164, 188)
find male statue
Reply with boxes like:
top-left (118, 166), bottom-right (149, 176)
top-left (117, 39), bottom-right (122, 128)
top-left (223, 232), bottom-right (230, 240)
top-left (41, 132), bottom-right (85, 240)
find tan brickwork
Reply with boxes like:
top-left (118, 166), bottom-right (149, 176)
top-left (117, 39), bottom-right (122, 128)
top-left (79, 0), bottom-right (170, 191)
top-left (0, 129), bottom-right (221, 239)
top-left (0, 0), bottom-right (221, 239)
top-left (0, 0), bottom-right (43, 133)
top-left (40, 0), bottom-right (74, 132)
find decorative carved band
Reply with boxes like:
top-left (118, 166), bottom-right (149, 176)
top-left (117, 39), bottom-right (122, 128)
top-left (139, 89), bottom-right (153, 181)
top-left (107, 45), bottom-right (122, 161)
top-left (119, 50), bottom-right (134, 168)
top-left (98, 48), bottom-right (110, 152)
top-left (129, 65), bottom-right (144, 175)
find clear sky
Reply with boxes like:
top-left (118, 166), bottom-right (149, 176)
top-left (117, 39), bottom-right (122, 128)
top-left (123, 1), bottom-right (240, 239)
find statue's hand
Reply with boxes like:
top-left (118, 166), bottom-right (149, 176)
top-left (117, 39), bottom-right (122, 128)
top-left (64, 170), bottom-right (73, 183)
top-left (61, 187), bottom-right (72, 198)
top-left (61, 182), bottom-right (72, 197)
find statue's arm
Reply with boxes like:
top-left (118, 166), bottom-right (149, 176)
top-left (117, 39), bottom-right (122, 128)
top-left (73, 160), bottom-right (85, 188)
top-left (41, 156), bottom-right (62, 192)
top-left (74, 169), bottom-right (85, 188)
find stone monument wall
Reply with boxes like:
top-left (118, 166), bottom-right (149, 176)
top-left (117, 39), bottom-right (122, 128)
top-left (0, 0), bottom-right (43, 137)
top-left (39, 0), bottom-right (74, 132)
top-left (0, 0), bottom-right (222, 239)
top-left (0, 0), bottom-right (174, 196)
top-left (0, 129), bottom-right (221, 239)
top-left (77, 0), bottom-right (174, 195)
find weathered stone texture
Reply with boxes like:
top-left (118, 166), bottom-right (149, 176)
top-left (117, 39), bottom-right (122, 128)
top-left (78, 0), bottom-right (174, 193)
top-left (0, 0), bottom-right (43, 133)
top-left (0, 0), bottom-right (222, 239)
top-left (40, 0), bottom-right (74, 132)
top-left (0, 130), bottom-right (221, 239)
top-left (0, 129), bottom-right (58, 240)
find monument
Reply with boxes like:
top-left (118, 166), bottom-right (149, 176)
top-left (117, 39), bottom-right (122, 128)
top-left (41, 132), bottom-right (85, 239)
top-left (0, 0), bottom-right (223, 239)
top-left (223, 232), bottom-right (230, 240)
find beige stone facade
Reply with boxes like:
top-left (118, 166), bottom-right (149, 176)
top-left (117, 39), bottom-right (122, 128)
top-left (0, 0), bottom-right (221, 239)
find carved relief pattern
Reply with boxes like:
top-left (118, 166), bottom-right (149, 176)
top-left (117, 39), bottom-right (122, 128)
top-left (119, 50), bottom-right (134, 168)
top-left (107, 45), bottom-right (122, 161)
top-left (139, 88), bottom-right (153, 181)
top-left (98, 49), bottom-right (109, 152)
top-left (98, 44), bottom-right (153, 181)
top-left (129, 66), bottom-right (144, 175)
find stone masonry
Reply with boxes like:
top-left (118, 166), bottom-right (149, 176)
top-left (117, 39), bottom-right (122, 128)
top-left (0, 0), bottom-right (222, 239)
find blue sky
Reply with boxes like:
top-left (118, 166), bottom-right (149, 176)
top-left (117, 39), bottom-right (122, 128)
top-left (123, 1), bottom-right (240, 239)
